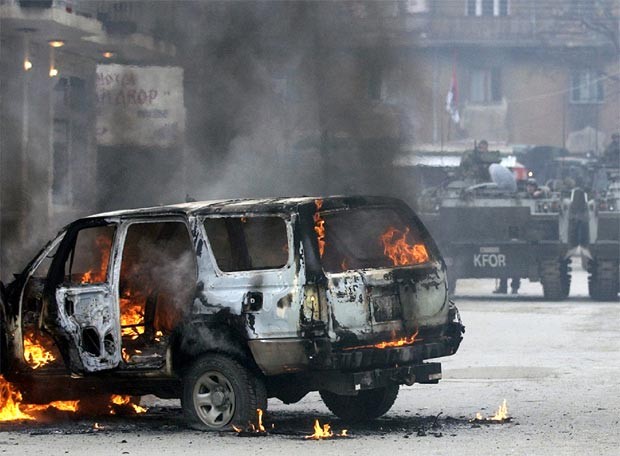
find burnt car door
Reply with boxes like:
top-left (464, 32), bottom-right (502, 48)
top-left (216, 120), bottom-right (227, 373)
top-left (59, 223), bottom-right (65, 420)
top-left (200, 214), bottom-right (299, 339)
top-left (42, 220), bottom-right (121, 372)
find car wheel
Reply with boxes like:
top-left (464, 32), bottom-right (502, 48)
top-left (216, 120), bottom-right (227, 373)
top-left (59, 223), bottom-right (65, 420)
top-left (181, 354), bottom-right (266, 431)
top-left (319, 384), bottom-right (399, 421)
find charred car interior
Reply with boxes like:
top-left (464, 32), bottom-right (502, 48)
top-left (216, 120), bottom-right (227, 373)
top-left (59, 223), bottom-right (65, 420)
top-left (0, 196), bottom-right (464, 430)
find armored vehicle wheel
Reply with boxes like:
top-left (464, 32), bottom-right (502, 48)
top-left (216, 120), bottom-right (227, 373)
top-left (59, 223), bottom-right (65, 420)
top-left (540, 259), bottom-right (570, 301)
top-left (182, 354), bottom-right (267, 431)
top-left (319, 384), bottom-right (399, 421)
top-left (588, 260), bottom-right (619, 301)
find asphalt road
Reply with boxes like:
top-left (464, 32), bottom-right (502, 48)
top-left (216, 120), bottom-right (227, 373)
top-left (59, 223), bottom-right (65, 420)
top-left (1, 265), bottom-right (618, 455)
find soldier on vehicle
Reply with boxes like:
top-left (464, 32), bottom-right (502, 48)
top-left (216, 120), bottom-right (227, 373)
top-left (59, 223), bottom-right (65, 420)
top-left (525, 178), bottom-right (548, 198)
top-left (459, 139), bottom-right (494, 182)
top-left (603, 133), bottom-right (620, 167)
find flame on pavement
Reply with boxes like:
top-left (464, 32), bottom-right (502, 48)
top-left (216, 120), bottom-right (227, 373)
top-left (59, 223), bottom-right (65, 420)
top-left (109, 395), bottom-right (147, 414)
top-left (0, 376), bottom-right (146, 422)
top-left (232, 408), bottom-right (269, 434)
top-left (304, 419), bottom-right (348, 440)
top-left (471, 399), bottom-right (510, 423)
top-left (0, 376), bottom-right (79, 421)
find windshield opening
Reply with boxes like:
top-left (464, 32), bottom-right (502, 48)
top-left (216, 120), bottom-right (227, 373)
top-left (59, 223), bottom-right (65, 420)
top-left (316, 206), bottom-right (431, 273)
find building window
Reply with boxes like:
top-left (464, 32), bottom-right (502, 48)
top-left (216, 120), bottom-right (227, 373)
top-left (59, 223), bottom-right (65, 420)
top-left (469, 68), bottom-right (502, 104)
top-left (571, 70), bottom-right (604, 104)
top-left (467, 0), bottom-right (509, 16)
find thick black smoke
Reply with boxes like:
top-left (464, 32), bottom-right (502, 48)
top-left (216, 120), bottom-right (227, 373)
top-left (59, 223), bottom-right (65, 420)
top-left (149, 1), bottom-right (418, 203)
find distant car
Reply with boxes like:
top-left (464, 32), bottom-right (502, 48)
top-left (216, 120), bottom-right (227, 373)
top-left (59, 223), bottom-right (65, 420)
top-left (0, 196), bottom-right (464, 430)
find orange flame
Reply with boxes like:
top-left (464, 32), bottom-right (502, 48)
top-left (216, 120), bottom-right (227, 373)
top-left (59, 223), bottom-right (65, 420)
top-left (0, 377), bottom-right (35, 421)
top-left (305, 419), bottom-right (348, 440)
top-left (119, 294), bottom-right (145, 339)
top-left (0, 375), bottom-right (149, 421)
top-left (232, 408), bottom-right (268, 433)
top-left (80, 234), bottom-right (112, 284)
top-left (374, 328), bottom-right (419, 349)
top-left (342, 329), bottom-right (419, 351)
top-left (23, 331), bottom-right (57, 369)
top-left (313, 199), bottom-right (326, 258)
top-left (109, 395), bottom-right (147, 414)
top-left (0, 376), bottom-right (80, 421)
top-left (256, 408), bottom-right (265, 432)
top-left (380, 227), bottom-right (429, 266)
top-left (471, 399), bottom-right (509, 422)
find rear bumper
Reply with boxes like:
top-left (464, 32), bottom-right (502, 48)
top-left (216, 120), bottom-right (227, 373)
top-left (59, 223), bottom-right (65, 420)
top-left (314, 362), bottom-right (442, 395)
top-left (249, 321), bottom-right (464, 376)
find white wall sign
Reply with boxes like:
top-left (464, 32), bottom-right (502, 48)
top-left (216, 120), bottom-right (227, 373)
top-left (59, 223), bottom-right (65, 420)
top-left (96, 64), bottom-right (185, 147)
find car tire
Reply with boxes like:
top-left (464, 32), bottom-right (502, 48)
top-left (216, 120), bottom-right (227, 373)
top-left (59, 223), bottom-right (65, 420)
top-left (588, 259), bottom-right (619, 301)
top-left (181, 354), bottom-right (266, 431)
top-left (319, 384), bottom-right (399, 422)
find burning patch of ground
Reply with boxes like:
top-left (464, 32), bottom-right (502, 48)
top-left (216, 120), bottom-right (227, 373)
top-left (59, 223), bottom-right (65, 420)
top-left (0, 393), bottom-right (515, 439)
top-left (0, 375), bottom-right (148, 429)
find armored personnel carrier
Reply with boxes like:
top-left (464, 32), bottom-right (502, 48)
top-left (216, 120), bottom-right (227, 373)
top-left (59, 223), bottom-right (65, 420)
top-left (586, 166), bottom-right (620, 300)
top-left (538, 156), bottom-right (619, 301)
top-left (418, 159), bottom-right (571, 300)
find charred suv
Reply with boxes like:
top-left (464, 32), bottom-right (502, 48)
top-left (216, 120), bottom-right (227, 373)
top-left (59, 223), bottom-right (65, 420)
top-left (0, 196), bottom-right (463, 430)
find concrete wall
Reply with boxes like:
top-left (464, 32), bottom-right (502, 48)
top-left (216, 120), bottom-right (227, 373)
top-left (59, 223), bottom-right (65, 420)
top-left (0, 34), bottom-right (98, 279)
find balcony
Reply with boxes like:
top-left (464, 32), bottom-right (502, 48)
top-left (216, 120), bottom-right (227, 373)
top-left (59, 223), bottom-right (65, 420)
top-left (0, 0), bottom-right (175, 63)
top-left (423, 15), bottom-right (615, 48)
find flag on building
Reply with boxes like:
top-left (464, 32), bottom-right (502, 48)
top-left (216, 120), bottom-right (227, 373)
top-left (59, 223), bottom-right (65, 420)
top-left (445, 64), bottom-right (460, 124)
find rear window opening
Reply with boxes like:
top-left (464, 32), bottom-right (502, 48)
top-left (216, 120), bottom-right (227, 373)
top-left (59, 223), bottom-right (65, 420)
top-left (317, 207), bottom-right (430, 273)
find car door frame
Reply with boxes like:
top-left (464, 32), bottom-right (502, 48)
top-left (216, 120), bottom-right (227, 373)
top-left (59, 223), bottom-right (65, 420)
top-left (42, 217), bottom-right (122, 373)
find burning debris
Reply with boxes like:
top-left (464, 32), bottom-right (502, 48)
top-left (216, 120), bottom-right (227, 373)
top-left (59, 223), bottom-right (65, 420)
top-left (23, 331), bottom-right (59, 369)
top-left (470, 399), bottom-right (511, 424)
top-left (304, 419), bottom-right (348, 440)
top-left (109, 395), bottom-right (147, 415)
top-left (232, 409), bottom-right (271, 436)
top-left (0, 376), bottom-right (146, 422)
top-left (0, 376), bottom-right (80, 421)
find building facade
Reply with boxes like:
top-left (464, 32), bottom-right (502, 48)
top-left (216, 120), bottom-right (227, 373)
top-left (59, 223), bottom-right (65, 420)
top-left (0, 0), bottom-right (176, 279)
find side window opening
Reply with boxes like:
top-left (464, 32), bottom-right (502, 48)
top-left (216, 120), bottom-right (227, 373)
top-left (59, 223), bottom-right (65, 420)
top-left (118, 221), bottom-right (197, 364)
top-left (64, 225), bottom-right (115, 284)
top-left (204, 216), bottom-right (289, 272)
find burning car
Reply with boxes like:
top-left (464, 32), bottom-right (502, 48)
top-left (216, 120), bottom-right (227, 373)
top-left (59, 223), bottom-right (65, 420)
top-left (0, 196), bottom-right (463, 430)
